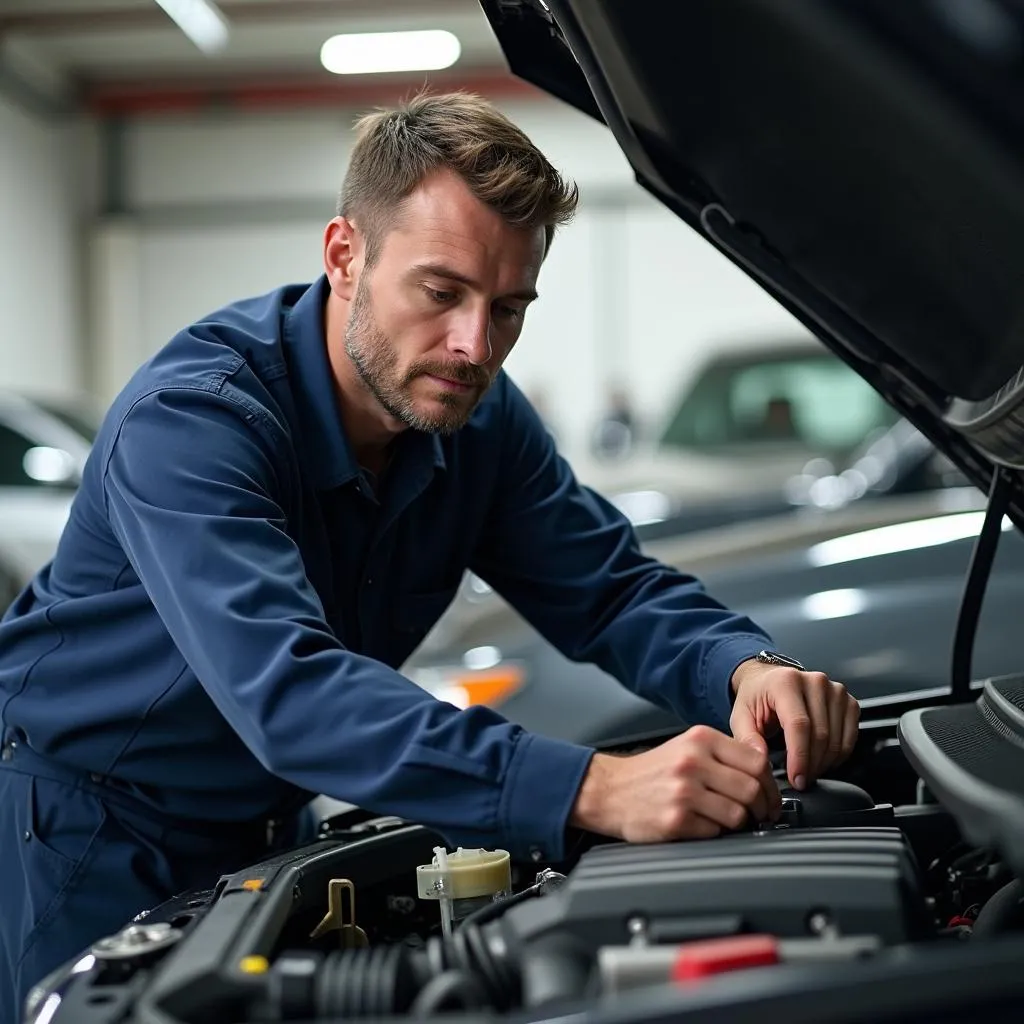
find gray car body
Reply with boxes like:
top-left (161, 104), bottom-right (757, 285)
top-left (406, 487), bottom-right (1024, 746)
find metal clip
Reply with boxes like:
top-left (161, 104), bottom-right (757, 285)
top-left (309, 878), bottom-right (369, 948)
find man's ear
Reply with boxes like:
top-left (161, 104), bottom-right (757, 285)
top-left (323, 216), bottom-right (364, 301)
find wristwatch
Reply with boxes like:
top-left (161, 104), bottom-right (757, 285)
top-left (755, 650), bottom-right (805, 671)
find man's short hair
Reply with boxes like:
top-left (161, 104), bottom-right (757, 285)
top-left (338, 90), bottom-right (579, 264)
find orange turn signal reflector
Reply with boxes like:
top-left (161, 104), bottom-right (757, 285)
top-left (242, 879), bottom-right (263, 891)
top-left (457, 667), bottom-right (523, 707)
top-left (430, 666), bottom-right (524, 709)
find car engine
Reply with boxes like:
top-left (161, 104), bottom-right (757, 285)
top-left (28, 678), bottom-right (1024, 1024)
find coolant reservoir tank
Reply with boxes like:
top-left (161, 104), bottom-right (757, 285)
top-left (416, 846), bottom-right (511, 936)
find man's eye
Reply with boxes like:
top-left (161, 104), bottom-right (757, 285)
top-left (494, 304), bottom-right (524, 322)
top-left (426, 287), bottom-right (456, 304)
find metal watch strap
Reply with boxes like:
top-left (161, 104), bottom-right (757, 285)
top-left (755, 650), bottom-right (805, 671)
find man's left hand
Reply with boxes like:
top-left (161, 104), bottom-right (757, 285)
top-left (729, 660), bottom-right (860, 791)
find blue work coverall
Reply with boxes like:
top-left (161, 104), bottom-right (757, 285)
top-left (0, 275), bottom-right (772, 1020)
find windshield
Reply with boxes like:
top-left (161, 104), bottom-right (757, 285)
top-left (659, 350), bottom-right (899, 457)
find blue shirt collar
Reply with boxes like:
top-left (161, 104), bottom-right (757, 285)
top-left (283, 276), bottom-right (446, 491)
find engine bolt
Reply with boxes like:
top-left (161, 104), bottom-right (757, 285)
top-left (808, 911), bottom-right (836, 937)
top-left (626, 916), bottom-right (649, 945)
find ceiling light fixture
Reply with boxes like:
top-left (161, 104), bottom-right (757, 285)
top-left (320, 30), bottom-right (462, 75)
top-left (808, 510), bottom-right (1012, 567)
top-left (154, 0), bottom-right (230, 54)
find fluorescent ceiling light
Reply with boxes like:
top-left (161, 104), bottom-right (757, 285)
top-left (320, 30), bottom-right (462, 75)
top-left (154, 0), bottom-right (229, 54)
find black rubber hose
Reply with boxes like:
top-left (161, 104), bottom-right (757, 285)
top-left (463, 920), bottom-right (518, 1009)
top-left (310, 923), bottom-right (521, 1016)
top-left (314, 945), bottom-right (419, 1017)
top-left (456, 881), bottom-right (543, 929)
top-left (428, 924), bottom-right (520, 1011)
top-left (972, 879), bottom-right (1024, 938)
top-left (410, 970), bottom-right (487, 1015)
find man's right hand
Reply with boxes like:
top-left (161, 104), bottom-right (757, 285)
top-left (569, 726), bottom-right (782, 842)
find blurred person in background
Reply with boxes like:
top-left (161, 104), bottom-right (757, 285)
top-left (0, 90), bottom-right (858, 1019)
top-left (757, 395), bottom-right (798, 441)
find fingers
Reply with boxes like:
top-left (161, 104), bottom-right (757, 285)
top-left (699, 728), bottom-right (781, 821)
top-left (658, 763), bottom-right (731, 839)
top-left (676, 811), bottom-right (722, 841)
top-left (823, 681), bottom-right (848, 772)
top-left (730, 719), bottom-right (777, 815)
top-left (692, 786), bottom-right (751, 831)
top-left (809, 679), bottom-right (858, 774)
top-left (727, 697), bottom-right (761, 752)
top-left (607, 686), bottom-right (858, 846)
top-left (804, 673), bottom-right (831, 782)
top-left (778, 673), bottom-right (858, 786)
top-left (711, 728), bottom-right (782, 820)
top-left (768, 677), bottom-right (812, 790)
top-left (700, 758), bottom-right (774, 823)
top-left (653, 728), bottom-right (780, 838)
top-left (708, 726), bottom-right (770, 778)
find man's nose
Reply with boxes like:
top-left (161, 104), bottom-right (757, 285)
top-left (447, 311), bottom-right (492, 365)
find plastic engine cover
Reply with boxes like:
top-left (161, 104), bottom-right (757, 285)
top-left (501, 827), bottom-right (930, 951)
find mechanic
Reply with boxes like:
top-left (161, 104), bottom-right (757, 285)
top-left (0, 92), bottom-right (859, 1020)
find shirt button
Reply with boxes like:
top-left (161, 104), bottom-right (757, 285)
top-left (529, 846), bottom-right (544, 862)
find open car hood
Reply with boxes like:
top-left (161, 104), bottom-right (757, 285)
top-left (480, 0), bottom-right (1024, 529)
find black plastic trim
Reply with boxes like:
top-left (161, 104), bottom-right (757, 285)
top-left (477, 0), bottom-right (1024, 537)
top-left (898, 702), bottom-right (1024, 877)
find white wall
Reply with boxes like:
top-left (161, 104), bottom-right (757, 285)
top-left (90, 97), bottom-right (806, 458)
top-left (0, 97), bottom-right (86, 398)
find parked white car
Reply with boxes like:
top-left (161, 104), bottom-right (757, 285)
top-left (0, 391), bottom-right (98, 602)
top-left (575, 338), bottom-right (900, 512)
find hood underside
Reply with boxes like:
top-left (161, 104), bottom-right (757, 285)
top-left (481, 0), bottom-right (1024, 528)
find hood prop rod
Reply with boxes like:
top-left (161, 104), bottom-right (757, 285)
top-left (950, 466), bottom-right (1012, 703)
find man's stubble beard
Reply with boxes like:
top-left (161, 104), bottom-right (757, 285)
top-left (344, 276), bottom-right (490, 436)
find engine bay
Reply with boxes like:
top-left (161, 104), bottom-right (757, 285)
top-left (29, 677), bottom-right (1024, 1024)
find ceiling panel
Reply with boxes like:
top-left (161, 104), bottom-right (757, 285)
top-left (0, 0), bottom-right (519, 113)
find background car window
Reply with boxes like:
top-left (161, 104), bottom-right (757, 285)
top-left (660, 353), bottom-right (898, 455)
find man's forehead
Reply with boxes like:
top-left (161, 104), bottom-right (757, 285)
top-left (413, 222), bottom-right (542, 266)
top-left (384, 213), bottom-right (543, 293)
top-left (389, 172), bottom-right (545, 262)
